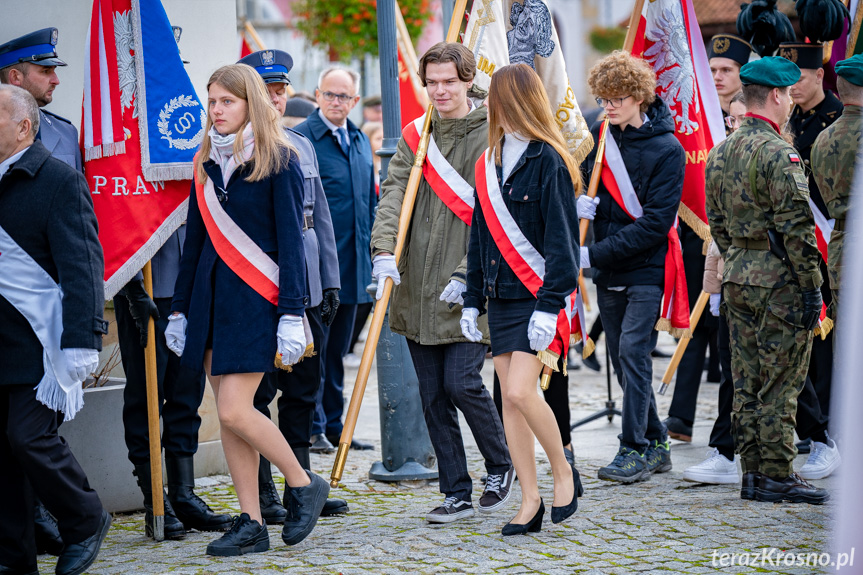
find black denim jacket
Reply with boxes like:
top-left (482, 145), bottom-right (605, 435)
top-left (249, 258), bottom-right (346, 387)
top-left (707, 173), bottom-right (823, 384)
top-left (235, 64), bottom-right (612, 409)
top-left (464, 140), bottom-right (581, 315)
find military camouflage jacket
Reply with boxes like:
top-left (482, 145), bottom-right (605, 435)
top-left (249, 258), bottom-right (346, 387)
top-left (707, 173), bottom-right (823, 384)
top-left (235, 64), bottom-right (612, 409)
top-left (705, 116), bottom-right (823, 291)
top-left (810, 104), bottom-right (862, 289)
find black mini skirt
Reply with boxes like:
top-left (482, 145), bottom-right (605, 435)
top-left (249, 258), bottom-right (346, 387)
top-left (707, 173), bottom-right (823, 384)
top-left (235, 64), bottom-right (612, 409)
top-left (487, 297), bottom-right (536, 357)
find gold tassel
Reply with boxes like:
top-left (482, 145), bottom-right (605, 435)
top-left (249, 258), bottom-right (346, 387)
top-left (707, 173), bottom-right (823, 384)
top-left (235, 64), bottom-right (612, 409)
top-left (655, 317), bottom-right (693, 340)
top-left (678, 204), bottom-right (712, 244)
top-left (536, 350), bottom-right (561, 373)
top-left (583, 338), bottom-right (596, 359)
top-left (815, 317), bottom-right (834, 340)
top-left (274, 344), bottom-right (316, 372)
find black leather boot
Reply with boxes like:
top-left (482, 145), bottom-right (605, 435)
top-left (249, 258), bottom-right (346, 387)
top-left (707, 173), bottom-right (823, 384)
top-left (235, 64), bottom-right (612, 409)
top-left (258, 457), bottom-right (287, 525)
top-left (165, 457), bottom-right (232, 532)
top-left (134, 464), bottom-right (186, 540)
top-left (34, 498), bottom-right (64, 555)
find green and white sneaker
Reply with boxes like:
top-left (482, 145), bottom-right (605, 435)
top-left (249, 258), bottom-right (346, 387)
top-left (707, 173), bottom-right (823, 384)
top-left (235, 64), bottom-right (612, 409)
top-left (598, 446), bottom-right (649, 483)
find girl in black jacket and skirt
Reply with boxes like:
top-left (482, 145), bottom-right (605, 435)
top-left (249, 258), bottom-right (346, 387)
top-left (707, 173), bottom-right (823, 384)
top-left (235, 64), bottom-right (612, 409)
top-left (462, 64), bottom-right (590, 535)
top-left (167, 64), bottom-right (328, 556)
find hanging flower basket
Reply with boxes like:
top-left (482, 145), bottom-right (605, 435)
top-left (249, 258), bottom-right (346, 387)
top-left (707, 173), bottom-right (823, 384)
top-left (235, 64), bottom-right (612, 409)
top-left (294, 0), bottom-right (432, 62)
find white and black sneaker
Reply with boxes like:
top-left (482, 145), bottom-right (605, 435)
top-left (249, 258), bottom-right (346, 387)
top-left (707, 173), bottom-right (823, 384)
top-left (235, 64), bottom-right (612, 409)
top-left (425, 496), bottom-right (475, 523)
top-left (478, 467), bottom-right (515, 512)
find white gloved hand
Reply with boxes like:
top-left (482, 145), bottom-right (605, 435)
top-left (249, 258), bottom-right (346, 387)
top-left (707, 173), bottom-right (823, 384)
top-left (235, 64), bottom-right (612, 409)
top-left (63, 348), bottom-right (99, 383)
top-left (460, 308), bottom-right (483, 342)
top-left (277, 314), bottom-right (307, 365)
top-left (165, 313), bottom-right (187, 357)
top-left (709, 293), bottom-right (721, 317)
top-left (372, 254), bottom-right (401, 300)
top-left (579, 246), bottom-right (591, 269)
top-left (440, 278), bottom-right (467, 306)
top-left (527, 310), bottom-right (558, 352)
top-left (576, 195), bottom-right (600, 220)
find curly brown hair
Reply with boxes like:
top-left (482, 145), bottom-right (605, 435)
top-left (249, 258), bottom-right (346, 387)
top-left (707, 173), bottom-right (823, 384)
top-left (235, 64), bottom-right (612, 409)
top-left (587, 51), bottom-right (656, 113)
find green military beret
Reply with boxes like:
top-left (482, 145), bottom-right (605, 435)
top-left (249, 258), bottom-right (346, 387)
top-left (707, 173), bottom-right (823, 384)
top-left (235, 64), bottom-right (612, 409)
top-left (739, 56), bottom-right (801, 87)
top-left (835, 54), bottom-right (863, 87)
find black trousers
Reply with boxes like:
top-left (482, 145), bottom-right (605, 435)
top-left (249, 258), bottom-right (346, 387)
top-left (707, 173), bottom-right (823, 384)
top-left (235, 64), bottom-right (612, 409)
top-left (406, 340), bottom-right (510, 501)
top-left (493, 358), bottom-right (571, 447)
top-left (0, 385), bottom-right (103, 571)
top-left (115, 295), bottom-right (206, 465)
top-left (708, 313), bottom-right (734, 459)
top-left (254, 305), bottom-right (324, 451)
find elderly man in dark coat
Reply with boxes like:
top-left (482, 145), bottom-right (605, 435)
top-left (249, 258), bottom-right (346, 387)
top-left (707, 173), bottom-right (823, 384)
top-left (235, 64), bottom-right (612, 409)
top-left (294, 66), bottom-right (377, 451)
top-left (0, 85), bottom-right (110, 575)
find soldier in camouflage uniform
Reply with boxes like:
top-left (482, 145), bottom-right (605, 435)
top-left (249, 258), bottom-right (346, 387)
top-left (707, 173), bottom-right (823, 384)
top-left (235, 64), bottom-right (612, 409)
top-left (705, 57), bottom-right (828, 504)
top-left (810, 54), bottom-right (863, 319)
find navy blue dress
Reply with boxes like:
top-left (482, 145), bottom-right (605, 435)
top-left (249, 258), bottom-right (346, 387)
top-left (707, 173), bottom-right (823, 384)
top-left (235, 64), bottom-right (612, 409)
top-left (172, 151), bottom-right (308, 376)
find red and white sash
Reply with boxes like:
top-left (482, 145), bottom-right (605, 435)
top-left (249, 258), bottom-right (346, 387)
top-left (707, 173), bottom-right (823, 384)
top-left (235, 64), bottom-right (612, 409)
top-left (403, 113), bottom-right (475, 226)
top-left (474, 149), bottom-right (585, 370)
top-left (810, 199), bottom-right (833, 333)
top-left (600, 123), bottom-right (691, 337)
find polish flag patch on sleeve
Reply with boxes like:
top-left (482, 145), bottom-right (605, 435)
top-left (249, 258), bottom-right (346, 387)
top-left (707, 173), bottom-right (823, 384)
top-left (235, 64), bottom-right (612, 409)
top-left (789, 153), bottom-right (801, 163)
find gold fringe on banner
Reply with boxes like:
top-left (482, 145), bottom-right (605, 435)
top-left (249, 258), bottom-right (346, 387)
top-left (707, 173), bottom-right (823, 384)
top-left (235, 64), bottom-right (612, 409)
top-left (275, 344), bottom-right (316, 372)
top-left (815, 316), bottom-right (834, 340)
top-left (677, 203), bottom-right (712, 252)
top-left (583, 337), bottom-right (596, 359)
top-left (537, 349), bottom-right (565, 377)
top-left (655, 317), bottom-right (692, 339)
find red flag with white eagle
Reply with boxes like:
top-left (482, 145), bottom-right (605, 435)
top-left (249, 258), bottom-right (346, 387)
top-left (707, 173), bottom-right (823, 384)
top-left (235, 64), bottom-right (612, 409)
top-left (81, 0), bottom-right (201, 299)
top-left (630, 0), bottom-right (726, 245)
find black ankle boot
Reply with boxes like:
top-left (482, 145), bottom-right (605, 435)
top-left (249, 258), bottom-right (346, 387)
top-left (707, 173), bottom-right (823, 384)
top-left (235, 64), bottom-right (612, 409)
top-left (165, 457), bottom-right (232, 532)
top-left (134, 463), bottom-right (186, 540)
top-left (258, 457), bottom-right (288, 525)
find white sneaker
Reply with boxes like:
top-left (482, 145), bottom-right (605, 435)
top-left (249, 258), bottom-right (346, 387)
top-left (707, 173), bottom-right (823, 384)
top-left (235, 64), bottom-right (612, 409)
top-left (798, 437), bottom-right (841, 480)
top-left (342, 352), bottom-right (361, 368)
top-left (682, 448), bottom-right (738, 484)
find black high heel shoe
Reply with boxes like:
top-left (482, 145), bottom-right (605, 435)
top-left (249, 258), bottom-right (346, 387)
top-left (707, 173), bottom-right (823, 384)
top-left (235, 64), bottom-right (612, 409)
top-left (551, 464), bottom-right (584, 524)
top-left (501, 499), bottom-right (544, 536)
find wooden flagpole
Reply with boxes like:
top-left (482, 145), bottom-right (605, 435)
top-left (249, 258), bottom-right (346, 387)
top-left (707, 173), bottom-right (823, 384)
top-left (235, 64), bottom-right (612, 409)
top-left (142, 261), bottom-right (164, 541)
top-left (658, 290), bottom-right (709, 395)
top-left (331, 0), bottom-right (470, 488)
top-left (395, 0), bottom-right (432, 109)
top-left (242, 20), bottom-right (296, 96)
top-left (539, 0), bottom-right (645, 388)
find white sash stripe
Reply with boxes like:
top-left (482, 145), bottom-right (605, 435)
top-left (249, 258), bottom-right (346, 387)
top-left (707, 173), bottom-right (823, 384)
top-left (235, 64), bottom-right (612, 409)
top-left (809, 199), bottom-right (834, 246)
top-left (0, 224), bottom-right (82, 420)
top-left (413, 116), bottom-right (474, 208)
top-left (202, 178), bottom-right (280, 287)
top-left (604, 133), bottom-right (644, 218)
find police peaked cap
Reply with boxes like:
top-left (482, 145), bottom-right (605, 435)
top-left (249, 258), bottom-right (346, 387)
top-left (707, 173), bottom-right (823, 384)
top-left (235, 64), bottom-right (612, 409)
top-left (707, 34), bottom-right (754, 66)
top-left (835, 54), bottom-right (863, 87)
top-left (0, 28), bottom-right (66, 70)
top-left (778, 43), bottom-right (824, 70)
top-left (238, 49), bottom-right (293, 84)
top-left (740, 57), bottom-right (801, 87)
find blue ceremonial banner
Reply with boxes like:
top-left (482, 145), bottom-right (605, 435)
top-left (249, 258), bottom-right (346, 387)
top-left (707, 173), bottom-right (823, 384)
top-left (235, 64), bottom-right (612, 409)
top-left (132, 0), bottom-right (206, 181)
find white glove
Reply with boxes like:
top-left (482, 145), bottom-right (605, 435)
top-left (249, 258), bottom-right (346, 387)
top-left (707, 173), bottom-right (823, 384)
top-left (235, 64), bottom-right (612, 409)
top-left (576, 195), bottom-right (600, 220)
top-left (527, 310), bottom-right (558, 352)
top-left (165, 313), bottom-right (187, 357)
top-left (579, 246), bottom-right (591, 269)
top-left (440, 279), bottom-right (467, 306)
top-left (277, 314), bottom-right (307, 365)
top-left (372, 254), bottom-right (401, 300)
top-left (709, 293), bottom-right (721, 317)
top-left (63, 348), bottom-right (99, 384)
top-left (460, 308), bottom-right (483, 342)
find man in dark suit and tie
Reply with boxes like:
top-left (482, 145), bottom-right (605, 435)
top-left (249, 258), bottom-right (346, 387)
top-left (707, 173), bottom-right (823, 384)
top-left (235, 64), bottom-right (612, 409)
top-left (294, 67), bottom-right (377, 452)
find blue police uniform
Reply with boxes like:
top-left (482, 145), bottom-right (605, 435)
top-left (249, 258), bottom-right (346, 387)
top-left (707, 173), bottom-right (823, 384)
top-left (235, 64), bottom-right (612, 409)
top-left (0, 28), bottom-right (82, 172)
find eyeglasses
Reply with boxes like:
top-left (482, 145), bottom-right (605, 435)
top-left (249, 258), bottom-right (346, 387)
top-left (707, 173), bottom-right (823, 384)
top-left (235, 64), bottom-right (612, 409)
top-left (319, 91), bottom-right (356, 103)
top-left (724, 115), bottom-right (745, 130)
top-left (595, 95), bottom-right (631, 109)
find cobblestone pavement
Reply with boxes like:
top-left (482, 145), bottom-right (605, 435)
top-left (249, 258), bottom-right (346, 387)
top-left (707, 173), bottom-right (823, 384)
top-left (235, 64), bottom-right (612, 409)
top-left (39, 329), bottom-right (839, 574)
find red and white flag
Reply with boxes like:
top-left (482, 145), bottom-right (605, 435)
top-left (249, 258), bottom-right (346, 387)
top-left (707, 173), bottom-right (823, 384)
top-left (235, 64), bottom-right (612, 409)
top-left (809, 199), bottom-right (834, 335)
top-left (631, 0), bottom-right (726, 244)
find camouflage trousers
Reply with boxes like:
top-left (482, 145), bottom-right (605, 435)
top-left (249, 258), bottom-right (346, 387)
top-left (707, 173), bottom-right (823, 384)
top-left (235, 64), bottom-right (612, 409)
top-left (723, 282), bottom-right (814, 477)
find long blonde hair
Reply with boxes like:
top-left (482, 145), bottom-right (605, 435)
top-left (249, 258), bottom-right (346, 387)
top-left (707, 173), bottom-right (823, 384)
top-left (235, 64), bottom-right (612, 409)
top-left (487, 63), bottom-right (581, 194)
top-left (195, 64), bottom-right (295, 182)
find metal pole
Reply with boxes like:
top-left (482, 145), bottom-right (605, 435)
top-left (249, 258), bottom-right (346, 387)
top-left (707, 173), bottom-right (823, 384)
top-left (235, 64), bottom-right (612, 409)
top-left (441, 0), bottom-right (455, 40)
top-left (367, 0), bottom-right (438, 482)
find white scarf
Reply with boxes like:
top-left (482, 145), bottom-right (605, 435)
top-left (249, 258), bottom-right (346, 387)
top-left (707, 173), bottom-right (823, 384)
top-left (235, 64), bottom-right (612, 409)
top-left (208, 123), bottom-right (255, 185)
top-left (501, 132), bottom-right (529, 183)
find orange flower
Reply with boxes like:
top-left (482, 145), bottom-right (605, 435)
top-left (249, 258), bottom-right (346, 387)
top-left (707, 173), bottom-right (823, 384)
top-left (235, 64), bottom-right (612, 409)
top-left (333, 13), bottom-right (344, 23)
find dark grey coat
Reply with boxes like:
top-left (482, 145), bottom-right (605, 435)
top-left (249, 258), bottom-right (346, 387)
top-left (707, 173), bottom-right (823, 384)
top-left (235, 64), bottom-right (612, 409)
top-left (39, 109), bottom-right (82, 172)
top-left (0, 140), bottom-right (107, 386)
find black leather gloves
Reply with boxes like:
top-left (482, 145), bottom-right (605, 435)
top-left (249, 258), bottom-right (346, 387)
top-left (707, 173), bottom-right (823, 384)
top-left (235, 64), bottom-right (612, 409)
top-left (122, 279), bottom-right (159, 347)
top-left (321, 288), bottom-right (340, 327)
top-left (801, 287), bottom-right (823, 332)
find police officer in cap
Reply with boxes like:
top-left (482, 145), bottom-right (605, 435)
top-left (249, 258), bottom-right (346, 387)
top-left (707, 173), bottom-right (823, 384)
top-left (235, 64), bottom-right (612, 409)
top-left (237, 49), bottom-right (348, 524)
top-left (778, 42), bottom-right (841, 467)
top-left (0, 28), bottom-right (82, 171)
top-left (707, 34), bottom-right (756, 133)
top-left (705, 56), bottom-right (827, 504)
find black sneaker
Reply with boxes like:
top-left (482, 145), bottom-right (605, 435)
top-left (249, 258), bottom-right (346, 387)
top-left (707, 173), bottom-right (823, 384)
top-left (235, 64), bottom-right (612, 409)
top-left (598, 446), bottom-right (649, 483)
top-left (282, 471), bottom-right (330, 546)
top-left (205, 514), bottom-right (269, 557)
top-left (425, 497), bottom-right (475, 523)
top-left (645, 440), bottom-right (672, 474)
top-left (478, 467), bottom-right (515, 512)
